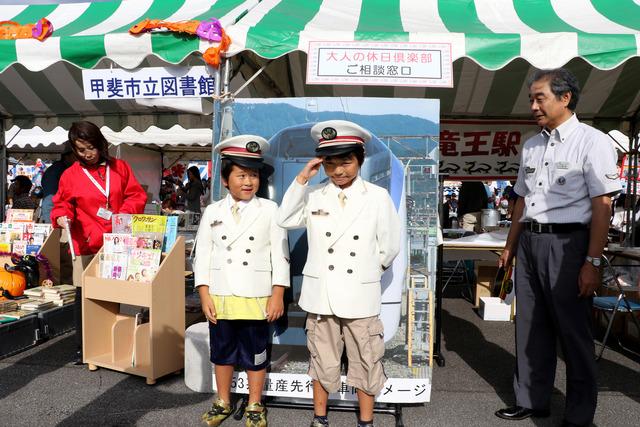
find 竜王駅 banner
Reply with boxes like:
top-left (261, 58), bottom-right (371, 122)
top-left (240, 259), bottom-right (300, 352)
top-left (439, 120), bottom-right (541, 180)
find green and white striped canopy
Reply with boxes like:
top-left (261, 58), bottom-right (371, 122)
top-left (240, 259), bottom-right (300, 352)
top-left (1, 0), bottom-right (640, 129)
top-left (2, 0), bottom-right (639, 72)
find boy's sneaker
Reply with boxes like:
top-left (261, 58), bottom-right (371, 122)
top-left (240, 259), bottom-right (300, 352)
top-left (310, 415), bottom-right (330, 427)
top-left (357, 422), bottom-right (374, 427)
top-left (201, 398), bottom-right (232, 426)
top-left (244, 402), bottom-right (267, 427)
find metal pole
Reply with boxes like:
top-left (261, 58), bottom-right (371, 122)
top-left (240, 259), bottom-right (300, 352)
top-left (210, 64), bottom-right (222, 203)
top-left (0, 119), bottom-right (6, 222)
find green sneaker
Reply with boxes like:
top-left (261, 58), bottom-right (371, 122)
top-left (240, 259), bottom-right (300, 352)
top-left (201, 398), bottom-right (232, 427)
top-left (310, 416), bottom-right (330, 427)
top-left (244, 402), bottom-right (267, 427)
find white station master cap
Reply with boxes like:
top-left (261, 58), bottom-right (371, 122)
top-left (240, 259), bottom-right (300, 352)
top-left (214, 134), bottom-right (269, 169)
top-left (310, 120), bottom-right (371, 156)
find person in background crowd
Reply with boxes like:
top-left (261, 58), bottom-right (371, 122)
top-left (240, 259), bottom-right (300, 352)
top-left (278, 120), bottom-right (401, 427)
top-left (178, 166), bottom-right (204, 214)
top-left (51, 121), bottom-right (147, 365)
top-left (40, 142), bottom-right (76, 223)
top-left (10, 175), bottom-right (37, 210)
top-left (496, 68), bottom-right (620, 427)
top-left (457, 181), bottom-right (488, 233)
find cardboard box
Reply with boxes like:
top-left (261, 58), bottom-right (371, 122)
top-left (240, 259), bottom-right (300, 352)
top-left (479, 297), bottom-right (512, 321)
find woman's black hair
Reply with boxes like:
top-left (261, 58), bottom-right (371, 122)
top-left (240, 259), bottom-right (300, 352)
top-left (68, 121), bottom-right (110, 162)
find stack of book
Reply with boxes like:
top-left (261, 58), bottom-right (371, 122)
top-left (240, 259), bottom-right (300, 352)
top-left (0, 309), bottom-right (31, 321)
top-left (41, 284), bottom-right (76, 306)
top-left (0, 300), bottom-right (18, 313)
top-left (23, 286), bottom-right (46, 298)
top-left (98, 214), bottom-right (178, 283)
top-left (20, 299), bottom-right (55, 312)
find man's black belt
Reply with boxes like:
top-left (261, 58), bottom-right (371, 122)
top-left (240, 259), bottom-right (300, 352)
top-left (524, 221), bottom-right (588, 234)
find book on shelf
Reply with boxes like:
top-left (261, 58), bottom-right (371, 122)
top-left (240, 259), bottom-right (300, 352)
top-left (5, 209), bottom-right (34, 222)
top-left (126, 248), bottom-right (161, 283)
top-left (0, 242), bottom-right (11, 252)
top-left (163, 216), bottom-right (178, 252)
top-left (112, 214), bottom-right (133, 234)
top-left (131, 214), bottom-right (167, 235)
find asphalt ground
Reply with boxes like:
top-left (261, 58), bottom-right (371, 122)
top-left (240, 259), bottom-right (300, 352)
top-left (1, 296), bottom-right (638, 427)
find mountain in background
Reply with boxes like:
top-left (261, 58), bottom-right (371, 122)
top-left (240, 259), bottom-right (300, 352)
top-left (231, 102), bottom-right (439, 139)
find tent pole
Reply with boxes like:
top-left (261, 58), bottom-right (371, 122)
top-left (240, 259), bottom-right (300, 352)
top-left (210, 64), bottom-right (222, 203)
top-left (0, 119), bottom-right (6, 222)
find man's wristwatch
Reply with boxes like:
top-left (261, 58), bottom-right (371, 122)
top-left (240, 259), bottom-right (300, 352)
top-left (585, 255), bottom-right (602, 268)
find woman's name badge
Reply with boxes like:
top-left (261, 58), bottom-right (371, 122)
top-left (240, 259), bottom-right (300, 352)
top-left (97, 207), bottom-right (112, 220)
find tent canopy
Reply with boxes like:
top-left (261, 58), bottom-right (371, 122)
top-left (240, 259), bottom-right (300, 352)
top-left (1, 0), bottom-right (640, 128)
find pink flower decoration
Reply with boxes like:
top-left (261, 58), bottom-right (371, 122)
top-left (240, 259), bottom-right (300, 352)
top-left (196, 18), bottom-right (222, 42)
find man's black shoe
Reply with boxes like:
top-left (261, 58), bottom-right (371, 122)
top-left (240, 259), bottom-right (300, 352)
top-left (495, 406), bottom-right (550, 420)
top-left (72, 351), bottom-right (84, 365)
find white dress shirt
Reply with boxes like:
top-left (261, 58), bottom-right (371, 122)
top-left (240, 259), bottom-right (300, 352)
top-left (514, 114), bottom-right (620, 224)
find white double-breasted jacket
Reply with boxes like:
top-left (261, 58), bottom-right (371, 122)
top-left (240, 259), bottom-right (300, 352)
top-left (278, 177), bottom-right (401, 318)
top-left (194, 196), bottom-right (290, 296)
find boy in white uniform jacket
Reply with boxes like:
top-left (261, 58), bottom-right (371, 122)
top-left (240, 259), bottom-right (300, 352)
top-left (194, 135), bottom-right (290, 427)
top-left (278, 120), bottom-right (401, 427)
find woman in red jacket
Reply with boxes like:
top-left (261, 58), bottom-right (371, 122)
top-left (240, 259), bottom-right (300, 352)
top-left (52, 121), bottom-right (147, 364)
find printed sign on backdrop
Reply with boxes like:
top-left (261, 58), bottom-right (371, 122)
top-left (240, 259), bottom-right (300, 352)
top-left (82, 66), bottom-right (215, 100)
top-left (307, 41), bottom-right (453, 87)
top-left (214, 372), bottom-right (432, 404)
top-left (439, 120), bottom-right (541, 180)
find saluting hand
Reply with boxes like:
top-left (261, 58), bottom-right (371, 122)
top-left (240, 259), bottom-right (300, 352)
top-left (296, 157), bottom-right (324, 185)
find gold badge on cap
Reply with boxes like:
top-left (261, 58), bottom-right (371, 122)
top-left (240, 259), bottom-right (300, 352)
top-left (321, 127), bottom-right (337, 140)
top-left (245, 141), bottom-right (260, 153)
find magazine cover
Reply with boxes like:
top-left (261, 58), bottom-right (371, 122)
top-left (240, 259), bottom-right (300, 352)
top-left (163, 216), bottom-right (178, 252)
top-left (126, 248), bottom-right (161, 283)
top-left (99, 253), bottom-right (129, 280)
top-left (25, 244), bottom-right (41, 255)
top-left (131, 215), bottom-right (167, 234)
top-left (4, 223), bottom-right (25, 242)
top-left (112, 214), bottom-right (133, 234)
top-left (134, 233), bottom-right (163, 250)
top-left (5, 209), bottom-right (34, 222)
top-left (12, 240), bottom-right (27, 255)
top-left (103, 233), bottom-right (136, 253)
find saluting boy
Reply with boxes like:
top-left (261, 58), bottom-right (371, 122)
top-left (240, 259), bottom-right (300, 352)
top-left (278, 120), bottom-right (401, 427)
top-left (194, 135), bottom-right (290, 427)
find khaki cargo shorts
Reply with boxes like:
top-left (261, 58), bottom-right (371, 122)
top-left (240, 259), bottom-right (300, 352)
top-left (305, 314), bottom-right (386, 396)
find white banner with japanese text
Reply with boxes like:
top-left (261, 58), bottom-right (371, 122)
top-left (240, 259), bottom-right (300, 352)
top-left (214, 372), bottom-right (431, 404)
top-left (439, 120), bottom-right (541, 180)
top-left (307, 41), bottom-right (453, 87)
top-left (82, 66), bottom-right (215, 100)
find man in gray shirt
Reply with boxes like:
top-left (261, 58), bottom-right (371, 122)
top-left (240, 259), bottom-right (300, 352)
top-left (496, 68), bottom-right (620, 427)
